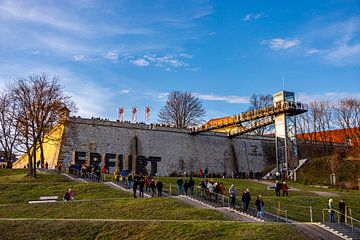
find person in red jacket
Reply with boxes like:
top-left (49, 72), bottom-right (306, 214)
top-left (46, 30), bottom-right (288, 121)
top-left (101, 165), bottom-right (107, 181)
top-left (282, 181), bottom-right (288, 196)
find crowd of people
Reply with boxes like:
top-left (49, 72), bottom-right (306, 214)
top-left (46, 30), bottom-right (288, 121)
top-left (125, 173), bottom-right (164, 198)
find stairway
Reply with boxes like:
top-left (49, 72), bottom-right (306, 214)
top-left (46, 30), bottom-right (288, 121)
top-left (320, 223), bottom-right (360, 240)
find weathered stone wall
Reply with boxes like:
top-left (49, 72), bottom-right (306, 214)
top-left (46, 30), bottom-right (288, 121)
top-left (59, 117), bottom-right (276, 176)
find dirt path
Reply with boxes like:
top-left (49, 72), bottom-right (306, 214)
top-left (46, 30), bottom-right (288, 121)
top-left (253, 180), bottom-right (339, 196)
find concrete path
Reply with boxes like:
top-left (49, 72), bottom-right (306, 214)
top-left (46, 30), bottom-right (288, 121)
top-left (293, 223), bottom-right (344, 240)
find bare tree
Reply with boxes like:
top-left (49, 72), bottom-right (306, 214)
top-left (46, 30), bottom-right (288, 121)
top-left (247, 93), bottom-right (274, 135)
top-left (297, 100), bottom-right (335, 157)
top-left (158, 91), bottom-right (206, 128)
top-left (0, 92), bottom-right (19, 168)
top-left (11, 74), bottom-right (75, 177)
top-left (334, 98), bottom-right (360, 147)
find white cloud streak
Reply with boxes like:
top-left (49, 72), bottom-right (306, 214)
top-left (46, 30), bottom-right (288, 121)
top-left (243, 13), bottom-right (265, 22)
top-left (261, 38), bottom-right (301, 50)
top-left (196, 94), bottom-right (249, 104)
top-left (297, 92), bottom-right (360, 104)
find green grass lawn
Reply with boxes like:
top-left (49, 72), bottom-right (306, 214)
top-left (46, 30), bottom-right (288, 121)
top-left (136, 176), bottom-right (360, 223)
top-left (0, 221), bottom-right (308, 240)
top-left (1, 169), bottom-right (357, 239)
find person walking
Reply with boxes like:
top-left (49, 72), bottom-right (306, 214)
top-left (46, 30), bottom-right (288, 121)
top-left (275, 180), bottom-right (281, 196)
top-left (139, 177), bottom-right (145, 198)
top-left (113, 168), bottom-right (120, 182)
top-left (339, 200), bottom-right (346, 223)
top-left (242, 189), bottom-right (251, 212)
top-left (229, 184), bottom-right (237, 208)
top-left (282, 181), bottom-right (288, 196)
top-left (199, 168), bottom-right (204, 178)
top-left (132, 178), bottom-right (138, 198)
top-left (177, 177), bottom-right (184, 195)
top-left (156, 179), bottom-right (163, 197)
top-left (128, 174), bottom-right (133, 189)
top-left (188, 177), bottom-right (195, 195)
top-left (184, 180), bottom-right (189, 196)
top-left (255, 195), bottom-right (264, 218)
top-left (328, 198), bottom-right (335, 223)
top-left (150, 179), bottom-right (156, 197)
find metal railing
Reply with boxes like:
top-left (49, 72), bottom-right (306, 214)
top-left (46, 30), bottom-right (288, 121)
top-left (322, 208), bottom-right (360, 231)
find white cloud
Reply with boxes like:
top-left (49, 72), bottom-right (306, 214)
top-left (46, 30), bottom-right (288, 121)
top-left (131, 58), bottom-right (150, 67)
top-left (297, 92), bottom-right (360, 103)
top-left (196, 94), bottom-right (249, 104)
top-left (243, 13), bottom-right (265, 22)
top-left (0, 1), bottom-right (90, 34)
top-left (179, 53), bottom-right (193, 59)
top-left (104, 51), bottom-right (118, 62)
top-left (73, 55), bottom-right (92, 61)
top-left (305, 48), bottom-right (322, 56)
top-left (261, 38), bottom-right (301, 50)
top-left (120, 89), bottom-right (130, 94)
top-left (324, 43), bottom-right (360, 65)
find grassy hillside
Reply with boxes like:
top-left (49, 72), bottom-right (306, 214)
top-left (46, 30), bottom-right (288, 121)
top-left (297, 157), bottom-right (360, 189)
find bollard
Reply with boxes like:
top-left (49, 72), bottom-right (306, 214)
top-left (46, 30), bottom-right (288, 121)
top-left (310, 206), bottom-right (313, 223)
top-left (170, 183), bottom-right (172, 195)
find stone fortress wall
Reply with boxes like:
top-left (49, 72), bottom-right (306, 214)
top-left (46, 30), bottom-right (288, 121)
top-left (58, 117), bottom-right (276, 176)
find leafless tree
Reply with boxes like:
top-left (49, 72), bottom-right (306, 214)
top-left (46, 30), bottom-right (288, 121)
top-left (11, 74), bottom-right (75, 177)
top-left (247, 93), bottom-right (274, 135)
top-left (158, 91), bottom-right (206, 128)
top-left (297, 100), bottom-right (334, 157)
top-left (0, 92), bottom-right (19, 168)
top-left (334, 98), bottom-right (360, 147)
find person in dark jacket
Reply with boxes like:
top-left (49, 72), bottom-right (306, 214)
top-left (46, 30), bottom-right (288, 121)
top-left (255, 195), bottom-right (264, 218)
top-left (242, 188), bottom-right (251, 211)
top-left (132, 179), bottom-right (138, 198)
top-left (188, 177), bottom-right (195, 195)
top-left (184, 180), bottom-right (189, 196)
top-left (177, 177), bottom-right (184, 195)
top-left (150, 179), bottom-right (156, 197)
top-left (156, 179), bottom-right (163, 197)
top-left (275, 180), bottom-right (282, 196)
top-left (339, 200), bottom-right (346, 223)
top-left (139, 177), bottom-right (145, 198)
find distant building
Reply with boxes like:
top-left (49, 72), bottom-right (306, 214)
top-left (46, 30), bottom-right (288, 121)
top-left (297, 128), bottom-right (360, 147)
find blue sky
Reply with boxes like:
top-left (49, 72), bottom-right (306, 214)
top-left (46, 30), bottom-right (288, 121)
top-left (0, 0), bottom-right (360, 123)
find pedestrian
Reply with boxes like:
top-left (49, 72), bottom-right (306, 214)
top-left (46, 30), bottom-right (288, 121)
top-left (275, 180), bottom-right (281, 196)
top-left (242, 188), bottom-right (251, 212)
top-left (204, 167), bottom-right (208, 178)
top-left (188, 177), bottom-right (195, 195)
top-left (150, 179), bottom-right (156, 197)
top-left (255, 195), bottom-right (264, 218)
top-left (229, 184), bottom-right (237, 208)
top-left (132, 178), bottom-right (138, 198)
top-left (156, 179), bottom-right (163, 197)
top-left (199, 168), bottom-right (203, 178)
top-left (184, 180), bottom-right (189, 196)
top-left (128, 174), bottom-right (133, 189)
top-left (145, 176), bottom-right (151, 193)
top-left (139, 177), bottom-right (145, 198)
top-left (339, 200), bottom-right (346, 223)
top-left (282, 181), bottom-right (288, 196)
top-left (113, 168), bottom-right (120, 182)
top-left (121, 169), bottom-right (127, 182)
top-left (45, 161), bottom-right (48, 171)
top-left (101, 165), bottom-right (107, 181)
top-left (177, 177), bottom-right (184, 195)
top-left (328, 198), bottom-right (335, 223)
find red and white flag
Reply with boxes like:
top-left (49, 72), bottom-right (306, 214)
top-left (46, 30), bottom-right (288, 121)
top-left (145, 106), bottom-right (151, 122)
top-left (118, 107), bottom-right (125, 122)
top-left (131, 107), bottom-right (137, 123)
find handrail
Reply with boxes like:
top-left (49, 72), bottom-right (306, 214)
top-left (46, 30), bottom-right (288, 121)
top-left (322, 208), bottom-right (360, 231)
